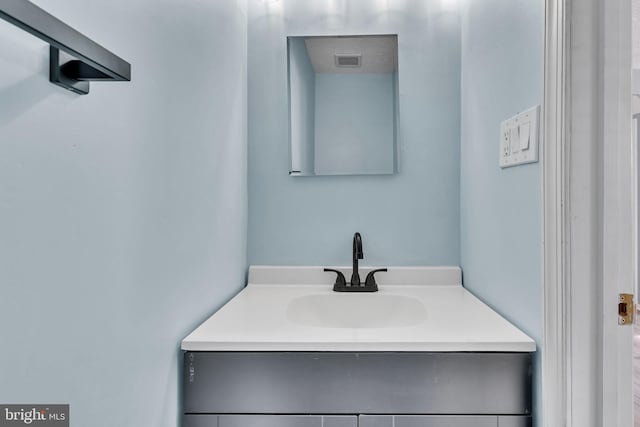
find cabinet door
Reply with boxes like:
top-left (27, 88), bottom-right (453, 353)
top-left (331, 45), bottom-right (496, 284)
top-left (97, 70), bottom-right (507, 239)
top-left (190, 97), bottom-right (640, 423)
top-left (497, 416), bottom-right (532, 427)
top-left (359, 415), bottom-right (498, 427)
top-left (183, 415), bottom-right (217, 427)
top-left (218, 415), bottom-right (357, 427)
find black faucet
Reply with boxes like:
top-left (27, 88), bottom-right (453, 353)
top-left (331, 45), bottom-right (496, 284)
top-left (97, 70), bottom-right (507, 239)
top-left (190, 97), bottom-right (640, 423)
top-left (324, 232), bottom-right (387, 292)
top-left (351, 232), bottom-right (363, 286)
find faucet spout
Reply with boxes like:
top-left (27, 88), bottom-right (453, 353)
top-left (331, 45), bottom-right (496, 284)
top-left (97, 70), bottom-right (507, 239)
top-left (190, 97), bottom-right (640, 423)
top-left (325, 231), bottom-right (381, 292)
top-left (351, 232), bottom-right (363, 286)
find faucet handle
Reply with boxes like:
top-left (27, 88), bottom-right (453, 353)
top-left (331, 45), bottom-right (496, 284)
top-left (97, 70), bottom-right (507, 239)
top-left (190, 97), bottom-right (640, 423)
top-left (365, 268), bottom-right (387, 290)
top-left (324, 268), bottom-right (347, 290)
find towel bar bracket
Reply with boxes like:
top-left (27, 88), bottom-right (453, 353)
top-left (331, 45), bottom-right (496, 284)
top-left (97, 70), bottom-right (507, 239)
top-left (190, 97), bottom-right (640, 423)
top-left (50, 47), bottom-right (90, 94)
top-left (49, 47), bottom-right (114, 95)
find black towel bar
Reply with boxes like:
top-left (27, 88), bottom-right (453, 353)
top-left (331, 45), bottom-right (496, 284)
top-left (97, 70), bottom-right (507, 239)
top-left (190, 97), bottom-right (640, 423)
top-left (0, 0), bottom-right (131, 94)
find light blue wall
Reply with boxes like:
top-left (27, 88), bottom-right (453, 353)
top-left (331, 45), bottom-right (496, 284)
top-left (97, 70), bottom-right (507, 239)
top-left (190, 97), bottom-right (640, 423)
top-left (0, 1), bottom-right (247, 426)
top-left (288, 37), bottom-right (315, 174)
top-left (314, 73), bottom-right (396, 175)
top-left (248, 0), bottom-right (461, 266)
top-left (460, 0), bottom-right (543, 425)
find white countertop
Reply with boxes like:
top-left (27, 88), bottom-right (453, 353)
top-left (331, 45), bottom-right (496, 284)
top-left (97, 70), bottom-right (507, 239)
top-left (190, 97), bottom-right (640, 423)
top-left (181, 266), bottom-right (536, 352)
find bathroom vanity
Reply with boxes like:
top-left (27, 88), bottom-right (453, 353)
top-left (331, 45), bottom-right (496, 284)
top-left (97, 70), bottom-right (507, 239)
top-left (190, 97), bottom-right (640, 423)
top-left (181, 267), bottom-right (535, 427)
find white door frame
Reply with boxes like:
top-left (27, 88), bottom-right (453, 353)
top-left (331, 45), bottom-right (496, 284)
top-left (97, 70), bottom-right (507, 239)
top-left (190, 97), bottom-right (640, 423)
top-left (543, 0), bottom-right (635, 426)
top-left (541, 1), bottom-right (569, 425)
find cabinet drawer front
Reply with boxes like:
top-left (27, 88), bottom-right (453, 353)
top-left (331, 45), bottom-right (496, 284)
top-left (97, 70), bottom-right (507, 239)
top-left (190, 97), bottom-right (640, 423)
top-left (184, 415), bottom-right (357, 427)
top-left (359, 415), bottom-right (497, 427)
top-left (184, 352), bottom-right (532, 414)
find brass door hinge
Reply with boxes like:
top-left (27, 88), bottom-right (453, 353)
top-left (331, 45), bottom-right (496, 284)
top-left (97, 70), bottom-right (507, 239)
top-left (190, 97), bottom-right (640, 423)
top-left (618, 294), bottom-right (635, 325)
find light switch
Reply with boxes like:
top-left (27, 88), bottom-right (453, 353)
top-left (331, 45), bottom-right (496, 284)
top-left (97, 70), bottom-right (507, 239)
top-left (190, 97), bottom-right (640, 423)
top-left (510, 127), bottom-right (520, 153)
top-left (499, 105), bottom-right (539, 168)
top-left (519, 122), bottom-right (531, 151)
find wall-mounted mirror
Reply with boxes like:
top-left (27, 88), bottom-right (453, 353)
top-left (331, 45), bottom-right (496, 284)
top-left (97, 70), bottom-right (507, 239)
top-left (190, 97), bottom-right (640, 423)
top-left (287, 35), bottom-right (399, 176)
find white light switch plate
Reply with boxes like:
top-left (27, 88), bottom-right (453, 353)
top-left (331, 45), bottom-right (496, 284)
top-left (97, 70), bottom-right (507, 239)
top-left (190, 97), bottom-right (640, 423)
top-left (499, 105), bottom-right (540, 168)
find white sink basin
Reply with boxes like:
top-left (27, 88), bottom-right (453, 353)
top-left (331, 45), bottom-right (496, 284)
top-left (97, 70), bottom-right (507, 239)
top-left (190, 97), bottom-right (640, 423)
top-left (286, 293), bottom-right (427, 329)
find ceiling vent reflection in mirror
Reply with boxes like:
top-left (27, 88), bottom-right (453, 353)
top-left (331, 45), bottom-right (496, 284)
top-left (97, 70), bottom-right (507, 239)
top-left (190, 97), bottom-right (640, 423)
top-left (335, 53), bottom-right (362, 68)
